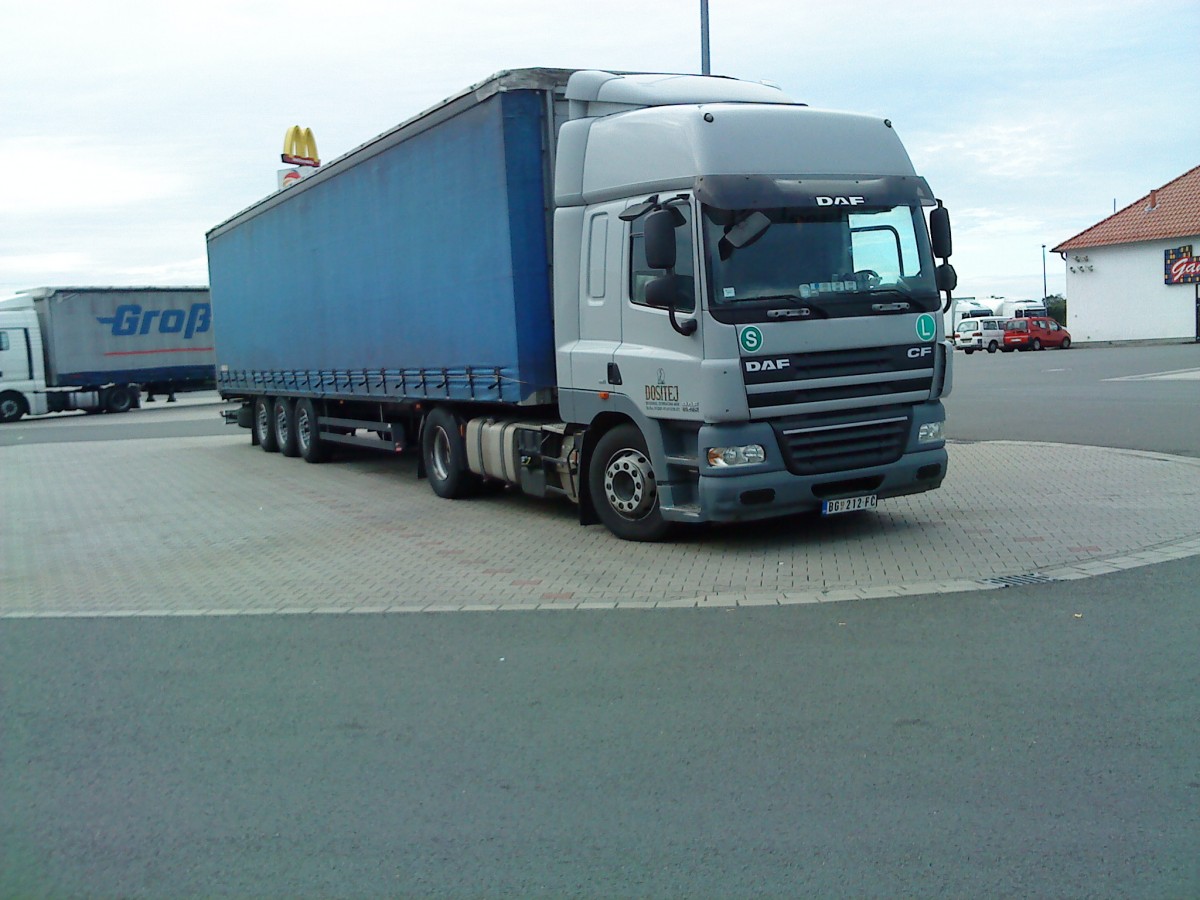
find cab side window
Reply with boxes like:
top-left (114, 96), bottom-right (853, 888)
top-left (630, 208), bottom-right (695, 313)
top-left (0, 332), bottom-right (9, 351)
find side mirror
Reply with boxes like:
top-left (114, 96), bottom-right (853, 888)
top-left (936, 263), bottom-right (958, 293)
top-left (644, 274), bottom-right (677, 309)
top-left (644, 209), bottom-right (678, 270)
top-left (929, 204), bottom-right (952, 259)
top-left (644, 274), bottom-right (698, 336)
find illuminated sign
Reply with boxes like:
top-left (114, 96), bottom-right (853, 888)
top-left (1164, 245), bottom-right (1200, 285)
top-left (282, 126), bottom-right (320, 167)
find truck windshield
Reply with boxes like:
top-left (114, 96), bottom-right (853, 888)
top-left (702, 204), bottom-right (940, 316)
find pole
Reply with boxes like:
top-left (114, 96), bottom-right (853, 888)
top-left (1041, 244), bottom-right (1047, 302)
top-left (700, 0), bottom-right (711, 75)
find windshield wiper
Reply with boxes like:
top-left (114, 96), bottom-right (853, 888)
top-left (739, 294), bottom-right (829, 319)
top-left (864, 288), bottom-right (916, 313)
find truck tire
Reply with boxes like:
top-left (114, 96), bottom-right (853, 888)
top-left (294, 398), bottom-right (329, 463)
top-left (0, 391), bottom-right (28, 423)
top-left (422, 407), bottom-right (481, 499)
top-left (105, 385), bottom-right (136, 414)
top-left (254, 396), bottom-right (278, 452)
top-left (273, 398), bottom-right (299, 457)
top-left (588, 424), bottom-right (673, 542)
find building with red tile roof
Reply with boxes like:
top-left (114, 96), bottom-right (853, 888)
top-left (1051, 165), bottom-right (1199, 343)
top-left (1054, 166), bottom-right (1200, 253)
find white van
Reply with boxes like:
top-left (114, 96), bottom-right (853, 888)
top-left (953, 317), bottom-right (1008, 353)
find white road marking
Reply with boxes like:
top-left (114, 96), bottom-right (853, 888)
top-left (1103, 368), bottom-right (1200, 382)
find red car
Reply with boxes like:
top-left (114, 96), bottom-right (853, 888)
top-left (1002, 316), bottom-right (1071, 351)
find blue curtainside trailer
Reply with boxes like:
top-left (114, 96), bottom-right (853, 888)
top-left (208, 79), bottom-right (559, 406)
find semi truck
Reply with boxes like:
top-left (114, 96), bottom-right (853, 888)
top-left (207, 68), bottom-right (956, 541)
top-left (0, 287), bottom-right (214, 422)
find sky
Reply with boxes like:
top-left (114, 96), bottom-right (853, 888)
top-left (2, 0), bottom-right (1196, 304)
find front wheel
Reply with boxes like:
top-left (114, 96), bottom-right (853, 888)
top-left (0, 391), bottom-right (28, 423)
top-left (588, 424), bottom-right (673, 542)
top-left (1061, 337), bottom-right (1071, 350)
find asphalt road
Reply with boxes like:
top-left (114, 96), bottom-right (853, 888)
top-left (946, 342), bottom-right (1200, 458)
top-left (3, 345), bottom-right (1198, 897)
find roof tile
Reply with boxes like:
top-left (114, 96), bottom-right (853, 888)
top-left (1053, 165), bottom-right (1200, 252)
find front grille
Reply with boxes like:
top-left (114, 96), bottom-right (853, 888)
top-left (751, 376), bottom-right (929, 408)
top-left (773, 406), bottom-right (911, 475)
top-left (743, 344), bottom-right (934, 412)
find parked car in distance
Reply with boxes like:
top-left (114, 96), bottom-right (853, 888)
top-left (1002, 316), bottom-right (1071, 351)
top-left (953, 316), bottom-right (1008, 354)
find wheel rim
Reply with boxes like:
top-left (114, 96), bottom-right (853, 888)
top-left (275, 406), bottom-right (289, 443)
top-left (1, 398), bottom-right (19, 420)
top-left (603, 448), bottom-right (657, 520)
top-left (257, 402), bottom-right (269, 438)
top-left (431, 427), bottom-right (452, 482)
top-left (296, 407), bottom-right (310, 452)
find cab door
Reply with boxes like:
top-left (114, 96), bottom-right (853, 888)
top-left (613, 196), bottom-right (705, 420)
top-left (0, 320), bottom-right (38, 419)
top-left (0, 325), bottom-right (33, 384)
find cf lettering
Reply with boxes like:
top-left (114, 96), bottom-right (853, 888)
top-left (907, 346), bottom-right (934, 358)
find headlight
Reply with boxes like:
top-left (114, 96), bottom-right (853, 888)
top-left (918, 422), bottom-right (944, 444)
top-left (706, 444), bottom-right (766, 467)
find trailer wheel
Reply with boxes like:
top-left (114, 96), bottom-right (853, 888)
top-left (274, 398), bottom-right (299, 457)
top-left (254, 397), bottom-right (278, 452)
top-left (588, 424), bottom-right (673, 542)
top-left (105, 385), bottom-right (136, 414)
top-left (295, 398), bottom-right (329, 463)
top-left (0, 391), bottom-right (28, 423)
top-left (422, 407), bottom-right (480, 499)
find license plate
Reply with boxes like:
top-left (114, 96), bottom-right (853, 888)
top-left (821, 495), bottom-right (878, 516)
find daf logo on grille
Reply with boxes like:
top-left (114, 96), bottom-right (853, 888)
top-left (744, 358), bottom-right (791, 372)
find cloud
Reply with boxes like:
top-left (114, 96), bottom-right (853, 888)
top-left (0, 137), bottom-right (187, 214)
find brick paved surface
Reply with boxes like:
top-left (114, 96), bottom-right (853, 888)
top-left (3, 432), bottom-right (1199, 616)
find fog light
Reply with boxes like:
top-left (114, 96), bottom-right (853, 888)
top-left (706, 444), bottom-right (767, 467)
top-left (918, 422), bottom-right (945, 444)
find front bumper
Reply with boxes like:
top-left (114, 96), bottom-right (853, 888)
top-left (658, 408), bottom-right (949, 524)
top-left (675, 446), bottom-right (947, 522)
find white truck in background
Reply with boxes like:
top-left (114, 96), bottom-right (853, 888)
top-left (0, 287), bottom-right (214, 422)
